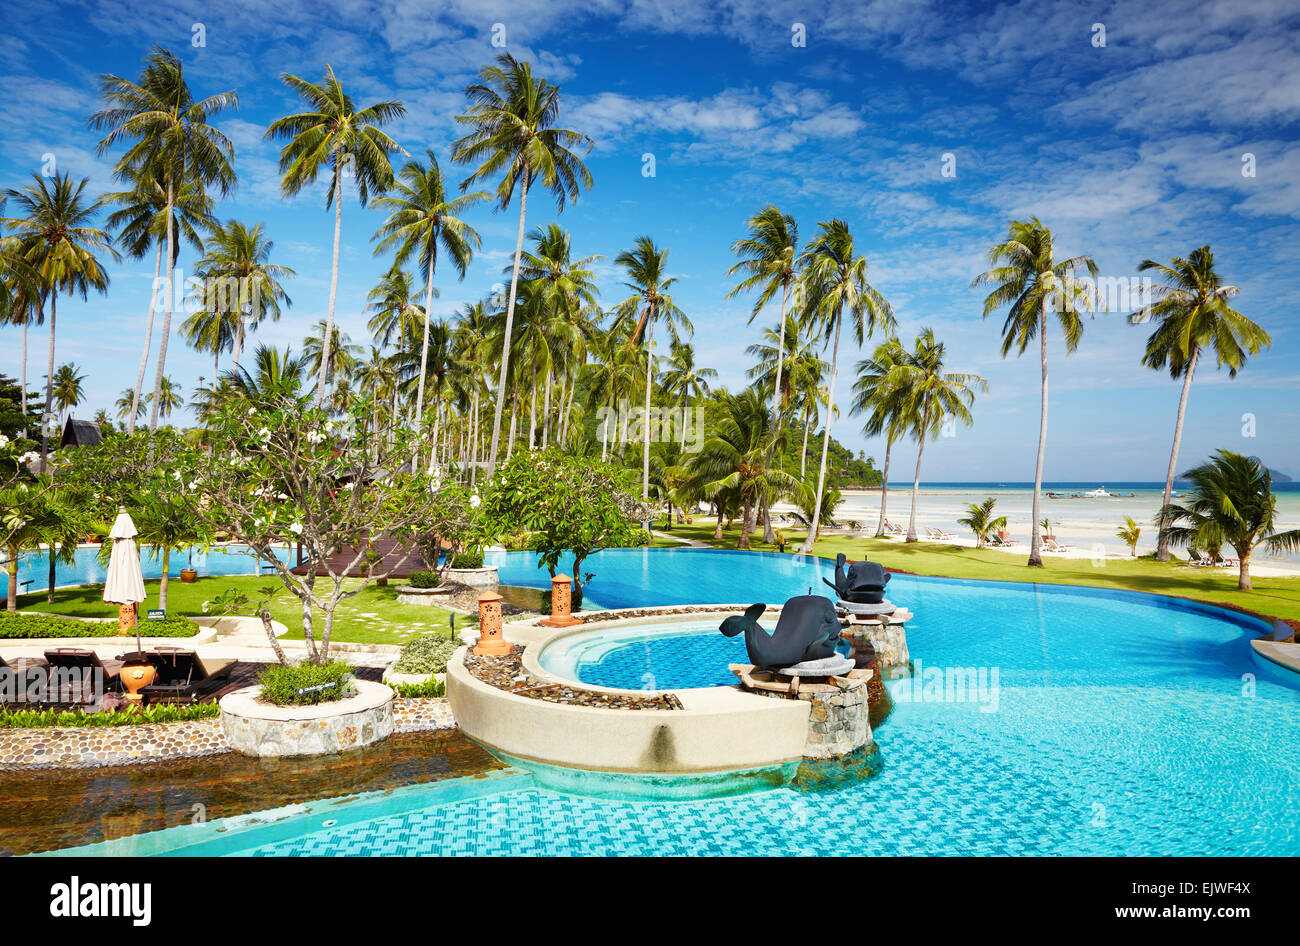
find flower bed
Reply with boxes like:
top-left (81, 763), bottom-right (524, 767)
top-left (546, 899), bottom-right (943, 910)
top-left (0, 612), bottom-right (199, 639)
top-left (256, 661), bottom-right (356, 706)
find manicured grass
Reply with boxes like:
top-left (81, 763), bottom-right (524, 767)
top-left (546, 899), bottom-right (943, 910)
top-left (16, 574), bottom-right (461, 647)
top-left (660, 520), bottom-right (1300, 624)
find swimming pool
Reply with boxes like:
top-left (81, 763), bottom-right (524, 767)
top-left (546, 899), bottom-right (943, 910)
top-left (2, 543), bottom-right (295, 596)
top-left (54, 567), bottom-right (1300, 856)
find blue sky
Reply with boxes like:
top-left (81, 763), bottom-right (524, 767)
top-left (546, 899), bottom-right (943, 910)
top-left (2, 0), bottom-right (1298, 481)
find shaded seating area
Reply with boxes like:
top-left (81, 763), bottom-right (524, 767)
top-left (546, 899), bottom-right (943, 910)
top-left (45, 648), bottom-right (123, 703)
top-left (138, 647), bottom-right (237, 703)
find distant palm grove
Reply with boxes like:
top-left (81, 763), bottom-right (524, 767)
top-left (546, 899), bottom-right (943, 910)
top-left (0, 48), bottom-right (1274, 562)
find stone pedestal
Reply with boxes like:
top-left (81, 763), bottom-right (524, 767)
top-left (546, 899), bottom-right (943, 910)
top-left (840, 609), bottom-right (911, 678)
top-left (744, 670), bottom-right (874, 759)
top-left (539, 573), bottom-right (583, 628)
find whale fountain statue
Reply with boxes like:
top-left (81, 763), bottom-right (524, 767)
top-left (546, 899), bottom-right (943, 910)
top-left (822, 553), bottom-right (895, 616)
top-left (719, 594), bottom-right (855, 676)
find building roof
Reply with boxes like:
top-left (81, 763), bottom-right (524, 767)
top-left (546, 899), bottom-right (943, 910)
top-left (60, 417), bottom-right (103, 448)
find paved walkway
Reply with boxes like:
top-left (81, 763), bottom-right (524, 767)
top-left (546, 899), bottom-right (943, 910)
top-left (652, 529), bottom-right (710, 548)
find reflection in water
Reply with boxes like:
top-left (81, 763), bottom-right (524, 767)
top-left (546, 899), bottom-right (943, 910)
top-left (0, 729), bottom-right (503, 856)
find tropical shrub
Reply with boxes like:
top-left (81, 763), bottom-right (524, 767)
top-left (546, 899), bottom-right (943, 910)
top-left (392, 634), bottom-right (459, 674)
top-left (389, 677), bottom-right (447, 698)
top-left (407, 570), bottom-right (441, 588)
top-left (447, 550), bottom-right (484, 569)
top-left (1116, 517), bottom-right (1142, 556)
top-left (0, 612), bottom-right (198, 639)
top-left (257, 661), bottom-right (356, 705)
top-left (0, 702), bottom-right (219, 728)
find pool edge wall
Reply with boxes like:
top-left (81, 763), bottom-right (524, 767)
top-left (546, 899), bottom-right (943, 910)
top-left (446, 648), bottom-right (809, 778)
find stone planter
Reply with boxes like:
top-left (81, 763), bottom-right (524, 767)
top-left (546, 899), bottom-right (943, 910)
top-left (395, 584), bottom-right (456, 606)
top-left (219, 679), bottom-right (394, 758)
top-left (444, 565), bottom-right (498, 589)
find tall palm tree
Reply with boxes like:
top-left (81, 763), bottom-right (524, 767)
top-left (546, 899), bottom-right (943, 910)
top-left (104, 167), bottom-right (214, 431)
top-left (115, 386), bottom-right (145, 422)
top-left (613, 236), bottom-right (693, 522)
top-left (303, 319), bottom-right (361, 401)
top-left (1158, 450), bottom-right (1300, 590)
top-left (890, 328), bottom-right (986, 541)
top-left (850, 337), bottom-right (909, 537)
top-left (973, 217), bottom-right (1099, 566)
top-left (373, 150), bottom-right (486, 424)
top-left (189, 220), bottom-right (294, 370)
top-left (662, 341), bottom-right (717, 449)
top-left (50, 363), bottom-right (85, 420)
top-left (0, 253), bottom-right (40, 431)
top-left (180, 296), bottom-right (234, 383)
top-left (146, 374), bottom-right (184, 421)
top-left (727, 205), bottom-right (799, 435)
top-left (90, 46), bottom-right (237, 432)
top-left (265, 64), bottom-right (405, 406)
top-left (452, 53), bottom-right (593, 473)
top-left (198, 344), bottom-right (313, 416)
top-left (1130, 246), bottom-right (1271, 562)
top-left (795, 219), bottom-right (895, 553)
top-left (1, 173), bottom-right (117, 468)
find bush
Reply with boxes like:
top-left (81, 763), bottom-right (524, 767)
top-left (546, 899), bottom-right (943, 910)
top-left (257, 661), bottom-right (356, 706)
top-left (0, 702), bottom-right (219, 728)
top-left (389, 677), bottom-right (447, 698)
top-left (407, 570), bottom-right (441, 589)
top-left (392, 635), bottom-right (459, 674)
top-left (0, 612), bottom-right (199, 640)
top-left (627, 528), bottom-right (652, 548)
top-left (447, 550), bottom-right (484, 569)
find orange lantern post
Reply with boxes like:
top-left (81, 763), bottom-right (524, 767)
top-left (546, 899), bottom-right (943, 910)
top-left (539, 574), bottom-right (583, 628)
top-left (472, 591), bottom-right (512, 656)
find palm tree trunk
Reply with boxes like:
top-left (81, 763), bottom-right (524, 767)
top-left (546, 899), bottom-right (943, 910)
top-left (541, 371), bottom-right (552, 449)
top-left (6, 545), bottom-right (17, 612)
top-left (316, 165), bottom-right (344, 407)
top-left (1156, 347), bottom-right (1199, 562)
top-left (738, 496), bottom-right (752, 550)
top-left (127, 243), bottom-right (163, 434)
top-left (415, 265), bottom-right (435, 422)
top-left (149, 177), bottom-right (176, 432)
top-left (506, 398), bottom-right (517, 461)
top-left (19, 317), bottom-right (30, 436)
top-left (906, 400), bottom-right (932, 542)
top-left (601, 404), bottom-right (610, 461)
top-left (528, 373), bottom-right (537, 449)
top-left (1238, 549), bottom-right (1252, 591)
top-left (875, 435), bottom-right (893, 537)
top-left (642, 308), bottom-right (655, 529)
top-left (772, 284), bottom-right (789, 433)
top-left (800, 401), bottom-right (810, 480)
top-left (1027, 299), bottom-right (1049, 567)
top-left (799, 311), bottom-right (842, 553)
top-left (714, 499), bottom-right (725, 540)
top-left (488, 174), bottom-right (529, 473)
top-left (40, 293), bottom-right (56, 469)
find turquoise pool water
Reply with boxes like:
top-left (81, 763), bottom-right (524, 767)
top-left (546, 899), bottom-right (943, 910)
top-left (2, 543), bottom-right (295, 596)
top-left (54, 558), bottom-right (1300, 856)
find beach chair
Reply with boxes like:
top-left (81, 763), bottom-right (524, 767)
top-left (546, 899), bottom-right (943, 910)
top-left (927, 527), bottom-right (955, 541)
top-left (885, 519), bottom-right (905, 536)
top-left (990, 531), bottom-right (1017, 547)
top-left (43, 648), bottom-right (123, 703)
top-left (140, 647), bottom-right (236, 702)
top-left (0, 655), bottom-right (46, 703)
top-left (1187, 548), bottom-right (1213, 567)
top-left (1043, 538), bottom-right (1075, 553)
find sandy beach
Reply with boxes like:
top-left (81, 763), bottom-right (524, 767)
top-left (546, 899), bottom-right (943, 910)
top-left (773, 483), bottom-right (1300, 577)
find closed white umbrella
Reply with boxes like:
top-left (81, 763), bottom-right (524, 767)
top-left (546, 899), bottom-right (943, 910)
top-left (103, 506), bottom-right (147, 651)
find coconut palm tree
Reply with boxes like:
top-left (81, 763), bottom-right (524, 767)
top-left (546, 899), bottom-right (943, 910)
top-left (50, 363), bottom-right (85, 421)
top-left (180, 297), bottom-right (234, 385)
top-left (892, 328), bottom-right (985, 542)
top-left (851, 337), bottom-right (909, 537)
top-left (146, 374), bottom-right (184, 421)
top-left (303, 320), bottom-right (361, 401)
top-left (265, 64), bottom-right (405, 406)
top-left (795, 219), bottom-right (895, 553)
top-left (115, 387), bottom-right (145, 423)
top-left (727, 205), bottom-right (799, 435)
top-left (613, 236), bottom-right (693, 523)
top-left (973, 217), bottom-right (1099, 566)
top-left (957, 497), bottom-right (1007, 549)
top-left (661, 341), bottom-right (716, 449)
top-left (188, 220), bottom-right (294, 371)
top-left (373, 150), bottom-right (486, 424)
top-left (691, 389), bottom-right (799, 549)
top-left (1158, 450), bottom-right (1300, 590)
top-left (200, 344), bottom-right (313, 415)
top-left (90, 46), bottom-right (237, 432)
top-left (1130, 246), bottom-right (1271, 562)
top-left (104, 167), bottom-right (215, 431)
top-left (452, 53), bottom-right (593, 473)
top-left (1117, 516), bottom-right (1142, 556)
top-left (1, 173), bottom-right (117, 468)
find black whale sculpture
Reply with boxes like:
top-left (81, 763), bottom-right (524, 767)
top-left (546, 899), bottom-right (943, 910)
top-left (822, 552), bottom-right (890, 604)
top-left (719, 595), bottom-right (843, 669)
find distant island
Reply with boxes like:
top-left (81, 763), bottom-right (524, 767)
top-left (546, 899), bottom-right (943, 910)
top-left (1270, 469), bottom-right (1293, 483)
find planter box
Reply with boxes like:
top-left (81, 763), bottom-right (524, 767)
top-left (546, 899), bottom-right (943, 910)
top-left (394, 584), bottom-right (456, 606)
top-left (444, 565), bottom-right (499, 589)
top-left (219, 680), bottom-right (394, 758)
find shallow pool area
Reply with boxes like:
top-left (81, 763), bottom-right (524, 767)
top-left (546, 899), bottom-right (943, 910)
top-left (44, 569), bottom-right (1300, 857)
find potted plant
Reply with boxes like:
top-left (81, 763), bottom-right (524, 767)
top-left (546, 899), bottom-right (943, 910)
top-left (179, 547), bottom-right (198, 584)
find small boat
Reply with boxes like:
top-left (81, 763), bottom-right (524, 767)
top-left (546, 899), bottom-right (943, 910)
top-left (1084, 486), bottom-right (1111, 498)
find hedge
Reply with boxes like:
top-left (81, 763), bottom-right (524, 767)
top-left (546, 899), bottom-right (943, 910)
top-left (0, 612), bottom-right (199, 640)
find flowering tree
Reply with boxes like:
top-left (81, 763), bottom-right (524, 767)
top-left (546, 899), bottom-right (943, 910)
top-left (481, 450), bottom-right (646, 599)
top-left (168, 395), bottom-right (482, 662)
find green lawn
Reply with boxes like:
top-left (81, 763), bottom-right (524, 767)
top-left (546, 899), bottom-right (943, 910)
top-left (656, 519), bottom-right (1300, 624)
top-left (18, 574), bottom-right (462, 647)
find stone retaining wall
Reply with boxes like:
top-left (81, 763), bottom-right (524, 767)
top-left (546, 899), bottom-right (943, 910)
top-left (0, 697), bottom-right (455, 770)
top-left (757, 680), bottom-right (872, 759)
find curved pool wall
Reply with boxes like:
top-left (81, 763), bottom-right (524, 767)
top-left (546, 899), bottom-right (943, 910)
top-left (2, 543), bottom-right (296, 596)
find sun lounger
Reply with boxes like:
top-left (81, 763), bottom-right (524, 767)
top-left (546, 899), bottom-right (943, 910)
top-left (140, 647), bottom-right (236, 702)
top-left (1042, 538), bottom-right (1075, 552)
top-left (990, 532), bottom-right (1017, 547)
top-left (43, 648), bottom-right (123, 703)
top-left (926, 527), bottom-right (955, 541)
top-left (0, 655), bottom-right (47, 702)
